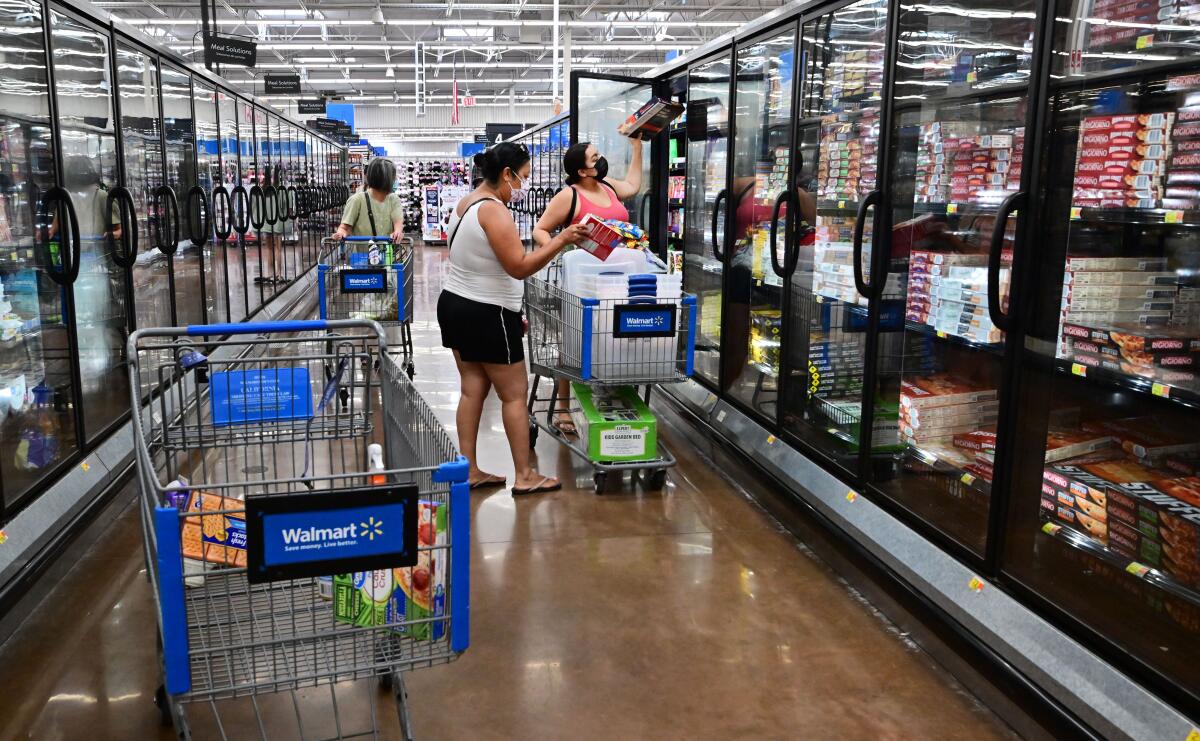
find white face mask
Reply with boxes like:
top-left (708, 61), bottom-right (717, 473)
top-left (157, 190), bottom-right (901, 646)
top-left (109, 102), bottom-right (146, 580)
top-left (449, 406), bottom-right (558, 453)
top-left (507, 172), bottom-right (529, 205)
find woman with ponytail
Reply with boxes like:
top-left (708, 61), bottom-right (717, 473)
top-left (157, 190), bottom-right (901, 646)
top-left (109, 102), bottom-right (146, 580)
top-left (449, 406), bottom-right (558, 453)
top-left (438, 142), bottom-right (589, 495)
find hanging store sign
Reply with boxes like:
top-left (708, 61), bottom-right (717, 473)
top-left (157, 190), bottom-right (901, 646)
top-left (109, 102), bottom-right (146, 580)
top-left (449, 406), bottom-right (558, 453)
top-left (264, 74), bottom-right (301, 95)
top-left (309, 118), bottom-right (341, 134)
top-left (298, 99), bottom-right (327, 115)
top-left (414, 42), bottom-right (427, 117)
top-left (204, 33), bottom-right (257, 67)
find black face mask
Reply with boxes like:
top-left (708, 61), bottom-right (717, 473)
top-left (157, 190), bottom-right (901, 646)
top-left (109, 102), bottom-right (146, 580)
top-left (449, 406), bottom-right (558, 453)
top-left (592, 156), bottom-right (609, 180)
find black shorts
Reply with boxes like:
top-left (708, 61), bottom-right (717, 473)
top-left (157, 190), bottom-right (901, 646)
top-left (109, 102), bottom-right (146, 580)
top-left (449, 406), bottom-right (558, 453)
top-left (437, 290), bottom-right (525, 365)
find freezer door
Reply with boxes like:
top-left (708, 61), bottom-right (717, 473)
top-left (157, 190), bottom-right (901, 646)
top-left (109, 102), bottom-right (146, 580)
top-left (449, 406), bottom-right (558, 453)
top-left (163, 64), bottom-right (204, 328)
top-left (682, 56), bottom-right (733, 390)
top-left (50, 7), bottom-right (131, 444)
top-left (1004, 1), bottom-right (1200, 706)
top-left (725, 26), bottom-right (800, 422)
top-left (778, 0), bottom-right (888, 478)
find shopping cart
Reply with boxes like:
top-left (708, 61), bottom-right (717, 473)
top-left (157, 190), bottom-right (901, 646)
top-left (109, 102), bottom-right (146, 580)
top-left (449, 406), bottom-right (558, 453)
top-left (318, 237), bottom-right (416, 376)
top-left (129, 318), bottom-right (469, 740)
top-left (524, 268), bottom-right (697, 494)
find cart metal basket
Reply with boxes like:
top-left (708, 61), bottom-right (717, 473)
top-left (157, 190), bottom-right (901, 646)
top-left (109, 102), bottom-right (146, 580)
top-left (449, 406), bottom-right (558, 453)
top-left (319, 237), bottom-right (415, 375)
top-left (129, 318), bottom-right (469, 740)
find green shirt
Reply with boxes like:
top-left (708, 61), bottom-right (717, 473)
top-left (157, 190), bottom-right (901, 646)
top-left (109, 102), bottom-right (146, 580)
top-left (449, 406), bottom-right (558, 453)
top-left (339, 191), bottom-right (403, 237)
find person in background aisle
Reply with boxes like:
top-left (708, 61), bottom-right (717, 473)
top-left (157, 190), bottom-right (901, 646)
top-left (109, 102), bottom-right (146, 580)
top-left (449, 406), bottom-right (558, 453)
top-left (438, 142), bottom-right (588, 494)
top-left (331, 158), bottom-right (404, 243)
top-left (531, 136), bottom-right (643, 435)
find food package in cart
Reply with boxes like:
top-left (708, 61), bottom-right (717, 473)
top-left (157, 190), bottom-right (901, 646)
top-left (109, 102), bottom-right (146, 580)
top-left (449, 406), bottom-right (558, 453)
top-left (333, 570), bottom-right (398, 628)
top-left (387, 500), bottom-right (447, 640)
top-left (577, 214), bottom-right (624, 261)
top-left (180, 489), bottom-right (247, 569)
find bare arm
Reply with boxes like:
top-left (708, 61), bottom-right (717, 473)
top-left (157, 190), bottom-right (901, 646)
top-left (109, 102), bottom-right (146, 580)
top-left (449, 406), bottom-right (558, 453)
top-left (533, 188), bottom-right (575, 247)
top-left (479, 201), bottom-right (584, 279)
top-left (609, 137), bottom-right (644, 200)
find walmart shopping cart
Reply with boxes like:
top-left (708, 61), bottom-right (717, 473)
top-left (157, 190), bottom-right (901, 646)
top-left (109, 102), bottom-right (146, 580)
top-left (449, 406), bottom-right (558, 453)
top-left (129, 319), bottom-right (469, 740)
top-left (524, 265), bottom-right (697, 494)
top-left (319, 237), bottom-right (416, 376)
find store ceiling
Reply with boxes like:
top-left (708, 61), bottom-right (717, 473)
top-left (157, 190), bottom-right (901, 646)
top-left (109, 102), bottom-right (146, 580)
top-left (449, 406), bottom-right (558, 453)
top-left (102, 0), bottom-right (786, 108)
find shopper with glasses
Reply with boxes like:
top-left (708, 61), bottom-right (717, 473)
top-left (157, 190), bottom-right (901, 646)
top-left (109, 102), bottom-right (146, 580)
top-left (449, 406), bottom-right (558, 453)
top-left (438, 142), bottom-right (588, 494)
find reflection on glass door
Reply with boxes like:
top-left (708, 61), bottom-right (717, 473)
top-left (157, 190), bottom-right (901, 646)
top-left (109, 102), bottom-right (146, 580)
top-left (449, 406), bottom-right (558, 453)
top-left (1004, 0), bottom-right (1200, 702)
top-left (262, 114), bottom-right (281, 296)
top-left (0, 0), bottom-right (80, 512)
top-left (164, 66), bottom-right (202, 327)
top-left (196, 82), bottom-right (226, 324)
top-left (869, 0), bottom-right (1035, 556)
top-left (682, 56), bottom-right (732, 388)
top-left (726, 29), bottom-right (799, 422)
top-left (779, 0), bottom-right (887, 476)
top-left (51, 8), bottom-right (129, 441)
top-left (239, 99), bottom-right (259, 315)
top-left (573, 75), bottom-right (653, 235)
top-left (116, 45), bottom-right (169, 334)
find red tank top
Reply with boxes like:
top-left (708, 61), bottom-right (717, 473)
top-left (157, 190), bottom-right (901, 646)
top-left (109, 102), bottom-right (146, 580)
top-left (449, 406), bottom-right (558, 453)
top-left (569, 182), bottom-right (630, 225)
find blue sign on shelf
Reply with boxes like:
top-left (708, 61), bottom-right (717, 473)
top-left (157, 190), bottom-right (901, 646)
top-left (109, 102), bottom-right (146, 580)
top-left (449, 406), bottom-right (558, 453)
top-left (613, 303), bottom-right (677, 338)
top-left (210, 368), bottom-right (313, 425)
top-left (340, 268), bottom-right (387, 293)
top-left (245, 485), bottom-right (418, 583)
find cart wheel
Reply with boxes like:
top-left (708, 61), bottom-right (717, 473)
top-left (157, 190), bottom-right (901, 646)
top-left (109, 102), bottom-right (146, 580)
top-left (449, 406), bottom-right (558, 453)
top-left (155, 684), bottom-right (173, 727)
top-left (593, 471), bottom-right (608, 494)
top-left (645, 469), bottom-right (668, 491)
top-left (528, 423), bottom-right (539, 448)
top-left (405, 361), bottom-right (415, 379)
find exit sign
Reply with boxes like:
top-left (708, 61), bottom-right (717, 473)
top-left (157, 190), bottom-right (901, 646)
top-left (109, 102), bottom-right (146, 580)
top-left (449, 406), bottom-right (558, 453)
top-left (463, 96), bottom-right (476, 107)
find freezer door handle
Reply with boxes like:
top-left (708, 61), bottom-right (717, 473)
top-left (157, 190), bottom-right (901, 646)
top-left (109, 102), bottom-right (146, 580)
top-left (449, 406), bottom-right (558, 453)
top-left (768, 190), bottom-right (792, 278)
top-left (640, 191), bottom-right (652, 230)
top-left (286, 185), bottom-right (299, 221)
top-left (988, 190), bottom-right (1025, 332)
top-left (185, 185), bottom-right (209, 249)
top-left (248, 184), bottom-right (266, 231)
top-left (107, 186), bottom-right (137, 269)
top-left (153, 185), bottom-right (179, 257)
top-left (263, 184), bottom-right (278, 227)
top-left (711, 188), bottom-right (727, 262)
top-left (852, 189), bottom-right (880, 299)
top-left (211, 186), bottom-right (231, 240)
top-left (231, 185), bottom-right (250, 236)
top-left (37, 187), bottom-right (79, 286)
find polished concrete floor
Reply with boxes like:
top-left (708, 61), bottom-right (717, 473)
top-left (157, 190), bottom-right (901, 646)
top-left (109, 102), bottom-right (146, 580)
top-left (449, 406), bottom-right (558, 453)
top-left (0, 245), bottom-right (1018, 740)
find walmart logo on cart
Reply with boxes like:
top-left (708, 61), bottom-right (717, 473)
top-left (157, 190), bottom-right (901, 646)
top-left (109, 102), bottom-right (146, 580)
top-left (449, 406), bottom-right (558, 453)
top-left (281, 515), bottom-right (384, 549)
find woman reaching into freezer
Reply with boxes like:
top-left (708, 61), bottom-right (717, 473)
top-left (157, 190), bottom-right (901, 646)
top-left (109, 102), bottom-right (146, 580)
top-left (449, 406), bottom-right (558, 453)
top-left (532, 136), bottom-right (643, 434)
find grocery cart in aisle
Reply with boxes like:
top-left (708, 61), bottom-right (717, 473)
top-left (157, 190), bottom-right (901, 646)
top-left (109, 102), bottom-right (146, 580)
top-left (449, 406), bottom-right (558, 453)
top-left (129, 319), bottom-right (469, 741)
top-left (319, 236), bottom-right (416, 376)
top-left (525, 263), bottom-right (697, 494)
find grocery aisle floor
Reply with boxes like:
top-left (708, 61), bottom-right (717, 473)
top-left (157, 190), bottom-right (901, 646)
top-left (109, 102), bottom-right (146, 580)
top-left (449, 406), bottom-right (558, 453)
top-left (0, 245), bottom-right (1018, 741)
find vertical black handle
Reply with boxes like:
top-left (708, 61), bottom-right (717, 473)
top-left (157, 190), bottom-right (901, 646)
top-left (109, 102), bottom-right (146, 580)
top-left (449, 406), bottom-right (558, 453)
top-left (38, 188), bottom-right (77, 285)
top-left (211, 185), bottom-right (232, 240)
top-left (640, 191), bottom-right (651, 227)
top-left (768, 190), bottom-right (790, 278)
top-left (852, 190), bottom-right (880, 298)
top-left (786, 193), bottom-right (804, 278)
top-left (711, 188), bottom-right (727, 262)
top-left (107, 186), bottom-right (137, 268)
top-left (186, 185), bottom-right (209, 248)
top-left (231, 185), bottom-right (250, 236)
top-left (263, 184), bottom-right (278, 226)
top-left (276, 184), bottom-right (288, 222)
top-left (989, 191), bottom-right (1025, 332)
top-left (154, 184), bottom-right (179, 256)
top-left (286, 185), bottom-right (298, 221)
top-left (249, 184), bottom-right (265, 230)
top-left (66, 193), bottom-right (81, 284)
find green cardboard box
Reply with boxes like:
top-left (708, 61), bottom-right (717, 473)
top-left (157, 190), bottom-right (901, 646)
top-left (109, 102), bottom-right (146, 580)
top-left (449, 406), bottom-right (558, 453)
top-left (570, 383), bottom-right (657, 463)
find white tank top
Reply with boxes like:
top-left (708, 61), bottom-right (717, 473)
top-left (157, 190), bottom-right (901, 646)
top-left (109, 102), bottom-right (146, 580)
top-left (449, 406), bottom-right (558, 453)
top-left (442, 197), bottom-right (523, 313)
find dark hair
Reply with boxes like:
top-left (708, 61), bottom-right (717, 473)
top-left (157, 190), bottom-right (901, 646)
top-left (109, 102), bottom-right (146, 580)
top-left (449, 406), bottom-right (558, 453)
top-left (563, 142), bottom-right (591, 185)
top-left (473, 142), bottom-right (529, 184)
top-left (365, 158), bottom-right (396, 193)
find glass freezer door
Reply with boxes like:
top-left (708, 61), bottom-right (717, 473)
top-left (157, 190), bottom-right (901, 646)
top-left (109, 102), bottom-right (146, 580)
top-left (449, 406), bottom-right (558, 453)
top-left (682, 56), bottom-right (732, 389)
top-left (1003, 0), bottom-right (1200, 706)
top-left (0, 0), bottom-right (80, 514)
top-left (779, 0), bottom-right (887, 476)
top-left (869, 0), bottom-right (1036, 557)
top-left (49, 8), bottom-right (131, 443)
top-left (726, 27), bottom-right (799, 421)
top-left (164, 65), bottom-right (203, 327)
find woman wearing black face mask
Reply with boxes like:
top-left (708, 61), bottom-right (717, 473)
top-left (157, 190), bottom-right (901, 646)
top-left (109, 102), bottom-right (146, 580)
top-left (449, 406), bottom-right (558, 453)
top-left (532, 137), bottom-right (643, 434)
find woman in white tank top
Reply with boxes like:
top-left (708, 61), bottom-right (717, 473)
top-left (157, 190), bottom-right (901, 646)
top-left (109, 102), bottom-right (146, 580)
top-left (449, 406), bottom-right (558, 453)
top-left (437, 142), bottom-right (588, 494)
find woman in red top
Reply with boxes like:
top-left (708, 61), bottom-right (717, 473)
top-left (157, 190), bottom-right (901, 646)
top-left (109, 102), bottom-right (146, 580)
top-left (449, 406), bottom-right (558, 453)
top-left (533, 138), bottom-right (644, 434)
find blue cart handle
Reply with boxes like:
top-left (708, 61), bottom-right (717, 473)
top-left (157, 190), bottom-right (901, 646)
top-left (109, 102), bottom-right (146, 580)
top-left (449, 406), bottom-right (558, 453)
top-left (186, 320), bottom-right (329, 336)
top-left (342, 236), bottom-right (393, 242)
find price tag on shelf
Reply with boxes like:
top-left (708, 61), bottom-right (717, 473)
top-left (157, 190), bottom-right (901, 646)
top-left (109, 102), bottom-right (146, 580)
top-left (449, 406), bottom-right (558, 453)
top-left (946, 203), bottom-right (959, 215)
top-left (845, 490), bottom-right (858, 503)
top-left (766, 434), bottom-right (777, 446)
top-left (1126, 562), bottom-right (1151, 577)
top-left (1151, 382), bottom-right (1171, 398)
top-left (936, 330), bottom-right (948, 339)
top-left (837, 200), bottom-right (846, 209)
top-left (1185, 728), bottom-right (1200, 741)
top-left (716, 410), bottom-right (727, 423)
top-left (1070, 207), bottom-right (1082, 220)
top-left (1042, 522), bottom-right (1062, 536)
top-left (1136, 33), bottom-right (1154, 49)
top-left (1165, 210), bottom-right (1185, 224)
top-left (1071, 363), bottom-right (1087, 377)
top-left (80, 460), bottom-right (90, 472)
top-left (960, 473), bottom-right (976, 485)
top-left (968, 576), bottom-right (985, 593)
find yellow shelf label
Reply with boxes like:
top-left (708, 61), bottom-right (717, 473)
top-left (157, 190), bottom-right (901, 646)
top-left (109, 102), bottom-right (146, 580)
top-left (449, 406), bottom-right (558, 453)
top-left (845, 490), bottom-right (858, 503)
top-left (1136, 33), bottom-right (1154, 49)
top-left (1126, 562), bottom-right (1151, 577)
top-left (0, 530), bottom-right (7, 545)
top-left (1070, 207), bottom-right (1082, 220)
top-left (936, 330), bottom-right (948, 339)
top-left (837, 200), bottom-right (846, 209)
top-left (960, 473), bottom-right (976, 485)
top-left (1042, 522), bottom-right (1062, 535)
top-left (1165, 210), bottom-right (1185, 224)
top-left (766, 434), bottom-right (777, 445)
top-left (1185, 729), bottom-right (1200, 741)
top-left (80, 460), bottom-right (90, 472)
top-left (946, 202), bottom-right (959, 215)
top-left (968, 576), bottom-right (985, 593)
top-left (1151, 382), bottom-right (1171, 398)
top-left (1071, 363), bottom-right (1087, 377)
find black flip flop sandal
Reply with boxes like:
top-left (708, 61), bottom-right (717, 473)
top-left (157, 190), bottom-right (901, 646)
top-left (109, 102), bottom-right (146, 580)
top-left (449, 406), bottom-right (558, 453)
top-left (469, 475), bottom-right (506, 490)
top-left (512, 476), bottom-right (562, 496)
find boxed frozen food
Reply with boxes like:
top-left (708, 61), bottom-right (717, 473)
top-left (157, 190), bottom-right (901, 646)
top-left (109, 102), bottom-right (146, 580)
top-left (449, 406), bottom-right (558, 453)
top-left (388, 499), bottom-right (448, 641)
top-left (1082, 415), bottom-right (1200, 460)
top-left (900, 374), bottom-right (997, 409)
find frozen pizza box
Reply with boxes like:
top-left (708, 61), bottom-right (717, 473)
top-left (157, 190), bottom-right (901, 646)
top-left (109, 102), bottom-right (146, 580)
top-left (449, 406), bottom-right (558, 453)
top-left (899, 374), bottom-right (998, 410)
top-left (1062, 322), bottom-right (1200, 356)
top-left (1062, 284), bottom-right (1180, 300)
top-left (1083, 415), bottom-right (1200, 460)
top-left (1064, 256), bottom-right (1170, 272)
top-left (901, 400), bottom-right (999, 427)
top-left (1108, 478), bottom-right (1200, 585)
top-left (1064, 271), bottom-right (1179, 286)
